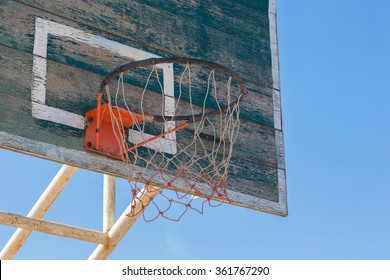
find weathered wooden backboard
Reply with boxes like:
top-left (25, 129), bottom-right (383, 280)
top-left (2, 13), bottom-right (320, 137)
top-left (0, 0), bottom-right (287, 216)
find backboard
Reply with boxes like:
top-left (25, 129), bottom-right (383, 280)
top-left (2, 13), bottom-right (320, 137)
top-left (0, 0), bottom-right (287, 216)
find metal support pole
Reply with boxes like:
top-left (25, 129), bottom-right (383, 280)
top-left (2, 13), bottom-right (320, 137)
top-left (0, 211), bottom-right (107, 244)
top-left (0, 165), bottom-right (77, 259)
top-left (103, 175), bottom-right (116, 233)
top-left (88, 186), bottom-right (160, 260)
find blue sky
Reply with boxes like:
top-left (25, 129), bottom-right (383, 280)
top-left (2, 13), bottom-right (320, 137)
top-left (1, 0), bottom-right (389, 259)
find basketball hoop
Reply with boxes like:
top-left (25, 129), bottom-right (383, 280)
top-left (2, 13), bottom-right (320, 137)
top-left (84, 57), bottom-right (246, 221)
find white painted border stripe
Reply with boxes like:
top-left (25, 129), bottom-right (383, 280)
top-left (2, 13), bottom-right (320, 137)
top-left (273, 89), bottom-right (282, 131)
top-left (32, 104), bottom-right (86, 129)
top-left (269, 0), bottom-right (280, 91)
top-left (33, 19), bottom-right (48, 58)
top-left (35, 18), bottom-right (161, 61)
top-left (269, 0), bottom-right (287, 215)
top-left (128, 130), bottom-right (176, 154)
top-left (161, 63), bottom-right (177, 154)
top-left (31, 18), bottom-right (177, 154)
top-left (31, 56), bottom-right (47, 104)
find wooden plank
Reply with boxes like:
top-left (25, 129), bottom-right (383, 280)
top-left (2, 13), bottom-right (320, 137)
top-left (0, 43), bottom-right (278, 167)
top-left (14, 0), bottom-right (273, 87)
top-left (139, 0), bottom-right (269, 30)
top-left (0, 132), bottom-right (284, 213)
top-left (0, 2), bottom-right (275, 126)
top-left (0, 0), bottom-right (287, 215)
top-left (0, 46), bottom-right (281, 203)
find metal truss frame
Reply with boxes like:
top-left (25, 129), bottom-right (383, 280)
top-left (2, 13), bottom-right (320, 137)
top-left (0, 164), bottom-right (158, 259)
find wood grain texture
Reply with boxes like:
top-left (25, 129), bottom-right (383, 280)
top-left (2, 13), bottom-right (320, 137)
top-left (0, 40), bottom-right (278, 167)
top-left (0, 0), bottom-right (287, 215)
top-left (17, 0), bottom-right (273, 86)
top-left (0, 132), bottom-right (285, 213)
top-left (0, 1), bottom-right (275, 126)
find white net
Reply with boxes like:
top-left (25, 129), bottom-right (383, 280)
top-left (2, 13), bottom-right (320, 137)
top-left (86, 58), bottom-right (244, 221)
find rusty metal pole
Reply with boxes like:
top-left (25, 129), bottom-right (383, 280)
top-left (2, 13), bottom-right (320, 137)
top-left (0, 165), bottom-right (77, 259)
top-left (0, 211), bottom-right (107, 244)
top-left (88, 186), bottom-right (159, 260)
top-left (103, 175), bottom-right (116, 233)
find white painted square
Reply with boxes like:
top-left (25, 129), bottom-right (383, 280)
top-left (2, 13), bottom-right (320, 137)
top-left (31, 18), bottom-right (177, 154)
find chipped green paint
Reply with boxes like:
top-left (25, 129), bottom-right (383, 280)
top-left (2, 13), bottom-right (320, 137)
top-left (0, 0), bottom-right (286, 215)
